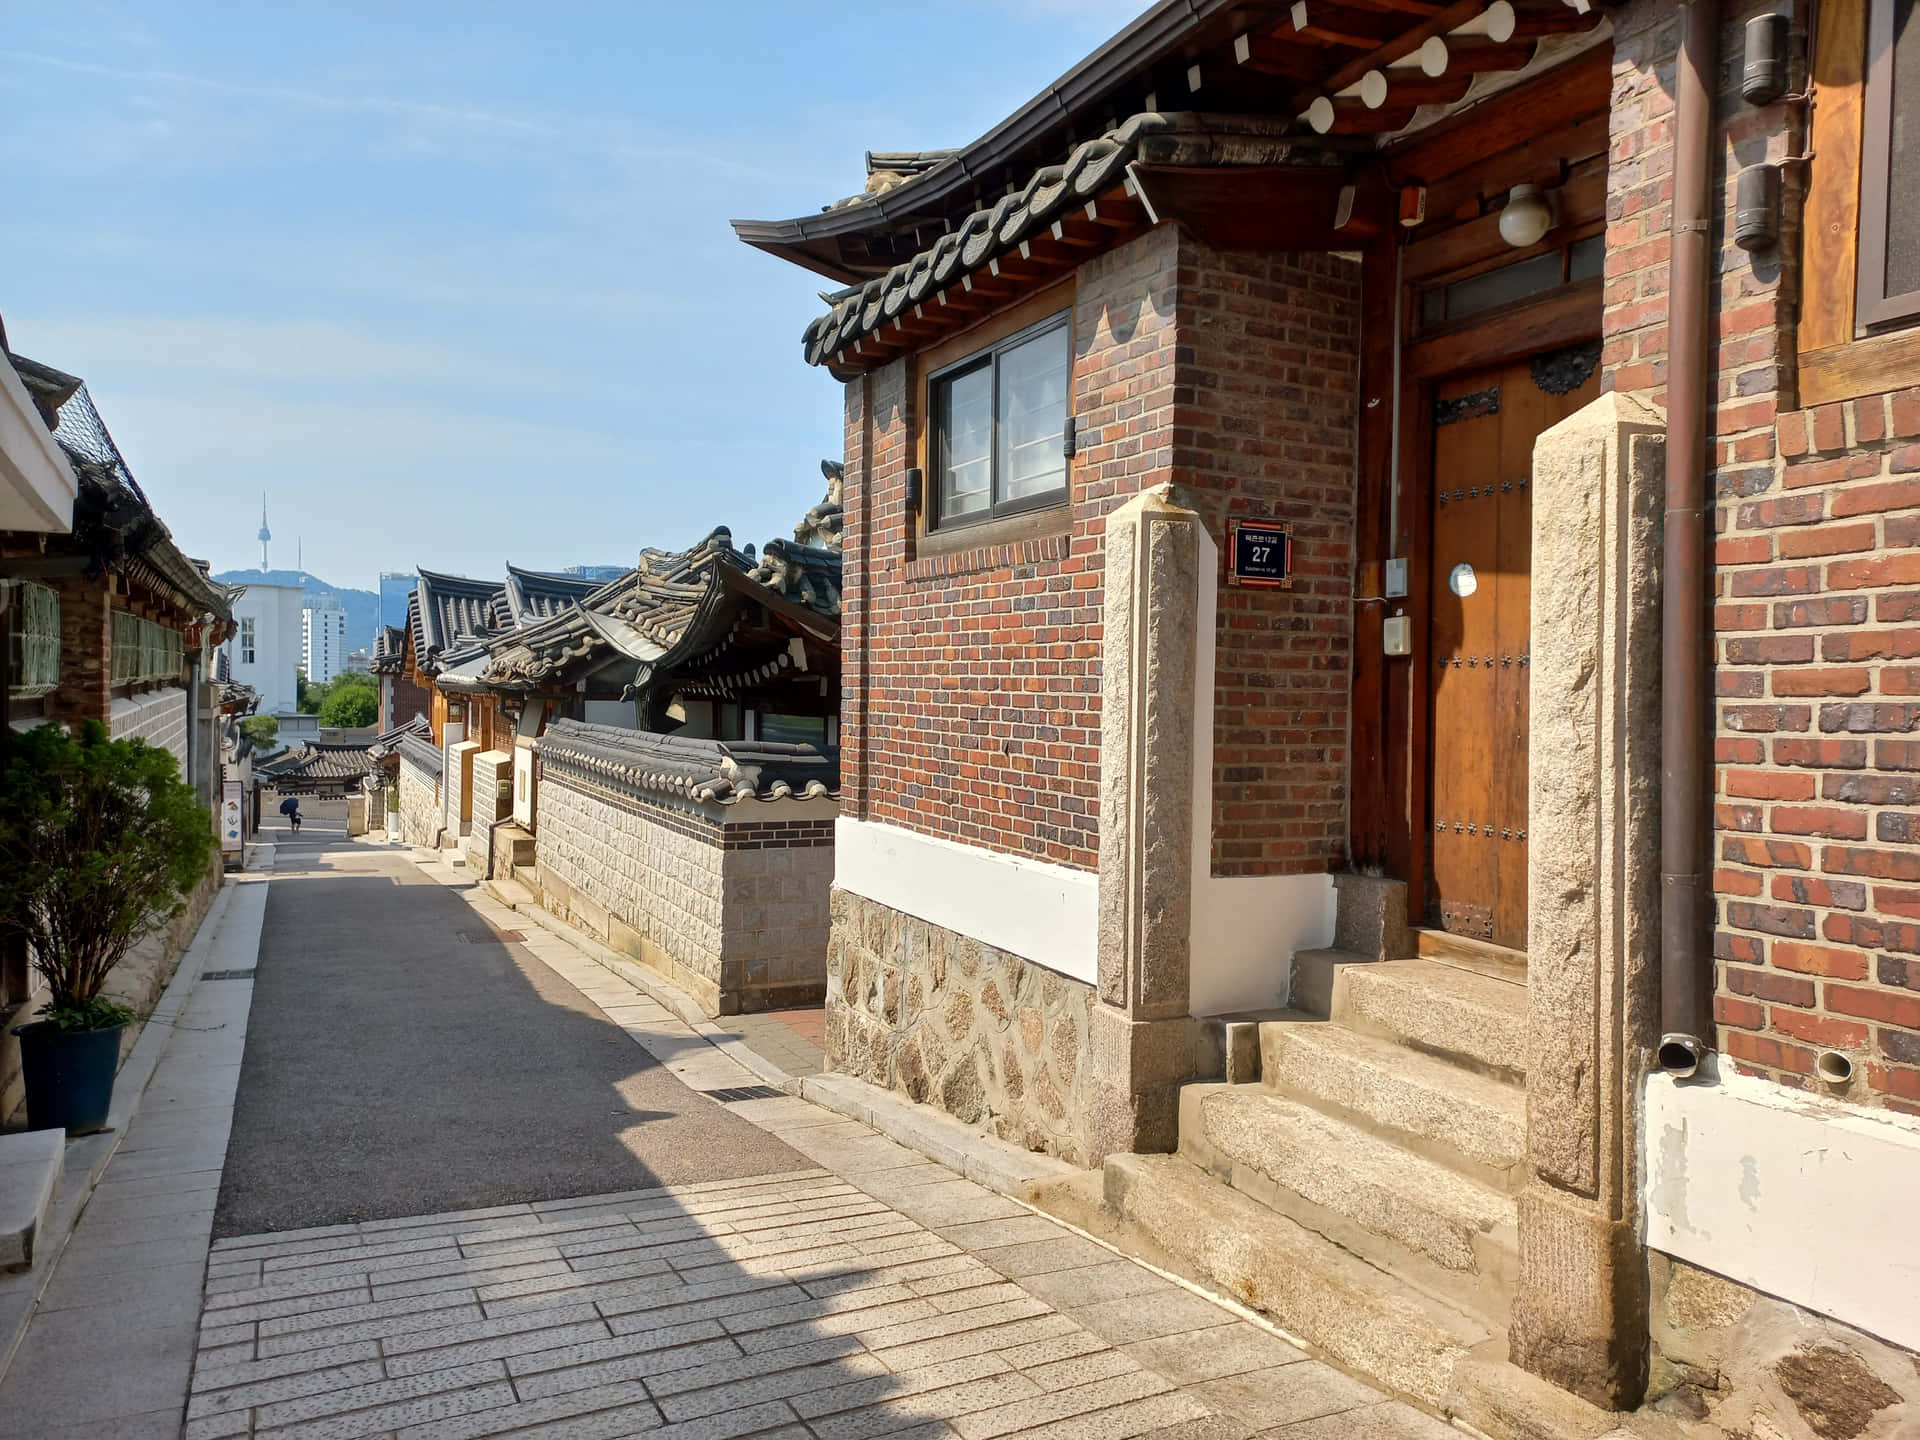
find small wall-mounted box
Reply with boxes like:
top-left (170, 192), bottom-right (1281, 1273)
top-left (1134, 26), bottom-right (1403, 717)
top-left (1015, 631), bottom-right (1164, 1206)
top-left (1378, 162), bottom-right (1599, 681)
top-left (1383, 614), bottom-right (1413, 656)
top-left (1384, 556), bottom-right (1408, 598)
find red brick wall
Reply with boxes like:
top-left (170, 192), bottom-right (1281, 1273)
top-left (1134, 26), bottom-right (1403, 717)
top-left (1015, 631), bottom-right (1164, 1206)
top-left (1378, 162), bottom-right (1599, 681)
top-left (1177, 245), bottom-right (1358, 874)
top-left (46, 575), bottom-right (111, 727)
top-left (838, 225), bottom-right (1357, 876)
top-left (1610, 0), bottom-right (1920, 1111)
top-left (385, 671), bottom-right (432, 730)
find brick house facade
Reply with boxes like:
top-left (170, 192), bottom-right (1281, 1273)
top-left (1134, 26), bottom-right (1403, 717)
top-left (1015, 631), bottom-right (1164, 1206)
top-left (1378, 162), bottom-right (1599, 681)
top-left (744, 0), bottom-right (1920, 1431)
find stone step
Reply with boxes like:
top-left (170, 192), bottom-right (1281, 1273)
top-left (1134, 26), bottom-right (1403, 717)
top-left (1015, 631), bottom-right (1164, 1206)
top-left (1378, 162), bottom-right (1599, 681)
top-left (1182, 1084), bottom-right (1516, 1293)
top-left (1285, 948), bottom-right (1370, 1020)
top-left (485, 875), bottom-right (536, 910)
top-left (1101, 1151), bottom-right (1496, 1410)
top-left (1260, 1019), bottom-right (1527, 1189)
top-left (1413, 928), bottom-right (1528, 985)
top-left (1334, 958), bottom-right (1529, 1081)
top-left (0, 1129), bottom-right (63, 1269)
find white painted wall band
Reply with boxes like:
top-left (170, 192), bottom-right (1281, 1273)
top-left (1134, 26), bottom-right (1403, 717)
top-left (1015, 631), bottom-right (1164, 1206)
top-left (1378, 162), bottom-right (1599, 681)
top-left (1645, 1066), bottom-right (1920, 1351)
top-left (833, 817), bottom-right (1098, 986)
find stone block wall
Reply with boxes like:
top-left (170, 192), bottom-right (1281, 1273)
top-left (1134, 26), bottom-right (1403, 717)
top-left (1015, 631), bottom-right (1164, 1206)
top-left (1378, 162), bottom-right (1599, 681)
top-left (534, 771), bottom-right (833, 1014)
top-left (827, 887), bottom-right (1095, 1164)
top-left (1610, 0), bottom-right (1920, 1111)
top-left (1647, 1255), bottom-right (1918, 1437)
top-left (839, 224), bottom-right (1357, 878)
top-left (110, 686), bottom-right (189, 772)
top-left (397, 758), bottom-right (442, 847)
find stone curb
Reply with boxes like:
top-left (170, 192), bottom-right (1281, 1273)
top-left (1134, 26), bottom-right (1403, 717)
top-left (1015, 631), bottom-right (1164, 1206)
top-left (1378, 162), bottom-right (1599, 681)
top-left (0, 852), bottom-right (271, 1388)
top-left (798, 1071), bottom-right (1080, 1198)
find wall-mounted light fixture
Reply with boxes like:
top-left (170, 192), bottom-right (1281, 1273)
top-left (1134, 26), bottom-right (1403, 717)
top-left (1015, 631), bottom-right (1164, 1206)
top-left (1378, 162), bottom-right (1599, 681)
top-left (904, 467), bottom-right (923, 511)
top-left (1497, 183), bottom-right (1555, 248)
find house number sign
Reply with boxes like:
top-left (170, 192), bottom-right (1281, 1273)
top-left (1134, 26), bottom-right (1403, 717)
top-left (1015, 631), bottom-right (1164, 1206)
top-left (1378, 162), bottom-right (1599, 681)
top-left (1227, 519), bottom-right (1293, 589)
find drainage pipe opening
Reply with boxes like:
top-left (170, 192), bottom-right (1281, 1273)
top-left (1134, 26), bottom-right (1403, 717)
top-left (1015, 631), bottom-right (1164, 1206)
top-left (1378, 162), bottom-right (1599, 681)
top-left (1659, 1034), bottom-right (1704, 1078)
top-left (1816, 1049), bottom-right (1854, 1085)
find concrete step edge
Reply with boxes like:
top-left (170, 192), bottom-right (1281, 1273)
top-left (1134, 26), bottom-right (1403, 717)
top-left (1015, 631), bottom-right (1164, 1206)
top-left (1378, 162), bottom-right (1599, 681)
top-left (1185, 1084), bottom-right (1516, 1275)
top-left (1101, 1151), bottom-right (1492, 1411)
top-left (1334, 958), bottom-right (1530, 1080)
top-left (1260, 1021), bottom-right (1527, 1182)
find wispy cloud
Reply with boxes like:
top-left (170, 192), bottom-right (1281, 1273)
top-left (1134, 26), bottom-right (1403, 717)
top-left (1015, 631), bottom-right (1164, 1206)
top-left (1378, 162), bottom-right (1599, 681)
top-left (0, 48), bottom-right (795, 183)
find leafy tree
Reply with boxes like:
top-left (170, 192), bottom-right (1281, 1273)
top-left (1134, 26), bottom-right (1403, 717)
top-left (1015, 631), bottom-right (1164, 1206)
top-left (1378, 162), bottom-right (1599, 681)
top-left (0, 721), bottom-right (212, 1030)
top-left (318, 679), bottom-right (377, 728)
top-left (296, 666), bottom-right (319, 713)
top-left (238, 714), bottom-right (279, 748)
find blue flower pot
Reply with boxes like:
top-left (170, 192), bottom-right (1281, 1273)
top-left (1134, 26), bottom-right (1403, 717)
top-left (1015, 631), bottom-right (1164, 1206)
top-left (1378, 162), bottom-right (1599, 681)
top-left (13, 1020), bottom-right (126, 1135)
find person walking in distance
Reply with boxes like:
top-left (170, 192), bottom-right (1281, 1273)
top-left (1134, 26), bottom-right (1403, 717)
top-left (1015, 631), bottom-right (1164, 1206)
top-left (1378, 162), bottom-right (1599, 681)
top-left (279, 794), bottom-right (302, 834)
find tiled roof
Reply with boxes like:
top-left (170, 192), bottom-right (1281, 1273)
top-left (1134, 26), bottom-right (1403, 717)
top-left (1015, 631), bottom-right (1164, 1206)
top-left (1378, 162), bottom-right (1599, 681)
top-left (367, 713), bottom-right (431, 759)
top-left (537, 720), bottom-right (837, 805)
top-left (477, 518), bottom-right (840, 695)
top-left (256, 741), bottom-right (376, 785)
top-left (801, 112), bottom-right (1172, 367)
top-left (412, 568), bottom-right (506, 663)
top-left (371, 624), bottom-right (407, 675)
top-left (503, 566), bottom-right (603, 628)
top-left (398, 728), bottom-right (443, 778)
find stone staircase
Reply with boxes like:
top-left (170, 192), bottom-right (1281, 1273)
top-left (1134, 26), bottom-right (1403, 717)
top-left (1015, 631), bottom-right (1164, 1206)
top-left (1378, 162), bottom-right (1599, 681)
top-left (1089, 920), bottom-right (1546, 1417)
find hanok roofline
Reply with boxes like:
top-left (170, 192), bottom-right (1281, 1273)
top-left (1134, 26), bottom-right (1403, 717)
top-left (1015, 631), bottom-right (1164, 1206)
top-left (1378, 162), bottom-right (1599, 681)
top-left (733, 0), bottom-right (1608, 374)
top-left (5, 351), bottom-right (233, 627)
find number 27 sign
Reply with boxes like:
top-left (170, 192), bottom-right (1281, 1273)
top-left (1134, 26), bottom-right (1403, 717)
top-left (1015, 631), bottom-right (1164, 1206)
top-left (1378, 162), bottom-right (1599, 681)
top-left (1226, 519), bottom-right (1293, 589)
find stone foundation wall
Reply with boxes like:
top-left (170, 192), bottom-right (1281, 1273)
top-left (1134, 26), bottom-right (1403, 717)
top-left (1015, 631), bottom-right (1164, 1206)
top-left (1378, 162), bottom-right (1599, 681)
top-left (534, 773), bottom-right (831, 1015)
top-left (110, 686), bottom-right (189, 772)
top-left (398, 759), bottom-right (442, 848)
top-left (1648, 1254), bottom-right (1918, 1437)
top-left (827, 887), bottom-right (1095, 1165)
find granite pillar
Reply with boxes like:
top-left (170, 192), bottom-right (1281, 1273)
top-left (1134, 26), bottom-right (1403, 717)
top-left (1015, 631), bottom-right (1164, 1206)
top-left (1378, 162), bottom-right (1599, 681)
top-left (1088, 485), bottom-right (1202, 1159)
top-left (1512, 391), bottom-right (1665, 1408)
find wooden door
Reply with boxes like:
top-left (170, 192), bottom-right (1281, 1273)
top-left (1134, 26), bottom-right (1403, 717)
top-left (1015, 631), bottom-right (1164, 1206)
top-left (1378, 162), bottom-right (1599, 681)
top-left (1427, 348), bottom-right (1599, 949)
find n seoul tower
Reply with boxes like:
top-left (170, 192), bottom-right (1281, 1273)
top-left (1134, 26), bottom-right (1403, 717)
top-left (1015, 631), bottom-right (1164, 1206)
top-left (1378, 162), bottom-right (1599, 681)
top-left (258, 494), bottom-right (271, 571)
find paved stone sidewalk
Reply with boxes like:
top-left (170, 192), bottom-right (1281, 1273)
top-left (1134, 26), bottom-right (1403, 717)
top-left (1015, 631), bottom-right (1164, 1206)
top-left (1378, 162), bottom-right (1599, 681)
top-left (177, 846), bottom-right (1455, 1440)
top-left (187, 1148), bottom-right (1443, 1440)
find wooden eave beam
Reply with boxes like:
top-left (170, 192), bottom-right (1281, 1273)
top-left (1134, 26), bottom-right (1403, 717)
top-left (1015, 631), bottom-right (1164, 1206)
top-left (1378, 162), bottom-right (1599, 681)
top-left (1298, 0), bottom-right (1501, 104)
top-left (1288, 2), bottom-right (1402, 49)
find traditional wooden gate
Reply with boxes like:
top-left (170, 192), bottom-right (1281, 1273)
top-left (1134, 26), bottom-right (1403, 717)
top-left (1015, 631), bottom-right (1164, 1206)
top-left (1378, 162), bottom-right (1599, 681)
top-left (1427, 349), bottom-right (1600, 949)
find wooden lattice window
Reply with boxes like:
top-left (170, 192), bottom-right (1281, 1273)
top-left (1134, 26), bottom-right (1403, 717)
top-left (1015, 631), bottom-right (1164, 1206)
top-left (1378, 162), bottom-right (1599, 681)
top-left (111, 611), bottom-right (184, 688)
top-left (9, 582), bottom-right (59, 698)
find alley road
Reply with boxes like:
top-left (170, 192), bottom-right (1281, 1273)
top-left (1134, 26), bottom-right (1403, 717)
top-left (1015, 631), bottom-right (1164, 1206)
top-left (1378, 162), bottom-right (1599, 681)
top-left (216, 835), bottom-right (802, 1235)
top-left (2, 829), bottom-right (1453, 1439)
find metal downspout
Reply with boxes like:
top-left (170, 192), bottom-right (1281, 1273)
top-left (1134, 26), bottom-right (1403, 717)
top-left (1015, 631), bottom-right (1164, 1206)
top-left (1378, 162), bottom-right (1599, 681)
top-left (1660, 0), bottom-right (1720, 1077)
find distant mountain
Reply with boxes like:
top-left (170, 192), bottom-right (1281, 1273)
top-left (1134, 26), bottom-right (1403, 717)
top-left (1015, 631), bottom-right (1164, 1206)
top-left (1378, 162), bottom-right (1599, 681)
top-left (214, 570), bottom-right (381, 656)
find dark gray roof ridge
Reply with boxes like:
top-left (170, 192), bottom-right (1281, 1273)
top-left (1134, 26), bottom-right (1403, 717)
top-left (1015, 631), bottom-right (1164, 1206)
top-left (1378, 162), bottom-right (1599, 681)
top-left (538, 719), bottom-right (838, 805)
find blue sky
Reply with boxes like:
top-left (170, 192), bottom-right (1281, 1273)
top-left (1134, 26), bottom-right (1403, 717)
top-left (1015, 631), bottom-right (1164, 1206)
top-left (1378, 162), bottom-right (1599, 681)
top-left (0, 2), bottom-right (1149, 590)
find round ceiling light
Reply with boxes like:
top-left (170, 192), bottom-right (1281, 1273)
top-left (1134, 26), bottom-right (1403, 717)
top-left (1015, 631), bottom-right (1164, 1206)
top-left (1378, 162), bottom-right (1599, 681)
top-left (1498, 183), bottom-right (1554, 248)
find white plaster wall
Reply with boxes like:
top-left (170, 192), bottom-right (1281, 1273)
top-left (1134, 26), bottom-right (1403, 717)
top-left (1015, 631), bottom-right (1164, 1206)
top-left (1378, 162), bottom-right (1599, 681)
top-left (110, 687), bottom-right (189, 772)
top-left (1186, 522), bottom-right (1335, 1015)
top-left (225, 582), bottom-right (304, 717)
top-left (1645, 1066), bottom-right (1920, 1353)
top-left (0, 356), bottom-right (75, 532)
top-left (834, 817), bottom-right (1098, 985)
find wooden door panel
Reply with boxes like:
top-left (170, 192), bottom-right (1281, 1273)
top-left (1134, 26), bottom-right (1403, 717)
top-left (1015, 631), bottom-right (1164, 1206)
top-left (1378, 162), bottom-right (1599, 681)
top-left (1429, 376), bottom-right (1504, 941)
top-left (1427, 346), bottom-right (1600, 950)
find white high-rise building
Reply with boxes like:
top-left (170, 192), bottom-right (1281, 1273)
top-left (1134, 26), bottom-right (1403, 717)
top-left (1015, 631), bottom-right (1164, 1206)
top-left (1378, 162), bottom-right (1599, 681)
top-left (227, 582), bottom-right (304, 717)
top-left (302, 594), bottom-right (349, 686)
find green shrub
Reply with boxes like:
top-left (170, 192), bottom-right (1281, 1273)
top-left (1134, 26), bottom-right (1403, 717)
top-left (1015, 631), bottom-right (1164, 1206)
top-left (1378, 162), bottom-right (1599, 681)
top-left (239, 713), bottom-right (279, 748)
top-left (318, 673), bottom-right (377, 728)
top-left (0, 721), bottom-right (212, 1030)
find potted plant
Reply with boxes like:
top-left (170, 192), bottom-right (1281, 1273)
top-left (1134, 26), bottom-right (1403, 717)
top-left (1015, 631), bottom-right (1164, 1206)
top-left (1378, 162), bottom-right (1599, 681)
top-left (0, 720), bottom-right (212, 1133)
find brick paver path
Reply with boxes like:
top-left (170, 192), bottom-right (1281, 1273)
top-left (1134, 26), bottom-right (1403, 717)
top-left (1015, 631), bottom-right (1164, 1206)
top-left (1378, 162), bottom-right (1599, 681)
top-left (172, 840), bottom-right (1454, 1439)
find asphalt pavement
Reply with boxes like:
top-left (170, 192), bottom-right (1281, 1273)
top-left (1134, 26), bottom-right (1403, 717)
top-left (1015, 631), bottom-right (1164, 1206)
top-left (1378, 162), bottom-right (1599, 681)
top-left (213, 835), bottom-right (805, 1237)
